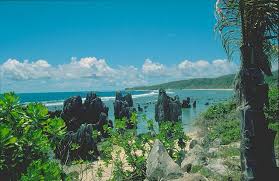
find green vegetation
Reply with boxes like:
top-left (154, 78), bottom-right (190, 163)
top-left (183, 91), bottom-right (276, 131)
top-left (0, 92), bottom-right (188, 180)
top-left (266, 87), bottom-right (279, 158)
top-left (193, 86), bottom-right (278, 180)
top-left (98, 115), bottom-right (189, 180)
top-left (0, 93), bottom-right (67, 180)
top-left (196, 100), bottom-right (240, 145)
top-left (126, 71), bottom-right (278, 90)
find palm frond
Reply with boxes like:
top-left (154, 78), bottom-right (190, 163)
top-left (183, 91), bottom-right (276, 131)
top-left (215, 0), bottom-right (278, 75)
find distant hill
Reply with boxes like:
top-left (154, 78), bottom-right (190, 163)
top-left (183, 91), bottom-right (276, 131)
top-left (126, 71), bottom-right (278, 90)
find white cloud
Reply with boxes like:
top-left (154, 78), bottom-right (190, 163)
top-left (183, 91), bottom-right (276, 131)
top-left (177, 59), bottom-right (237, 78)
top-left (2, 59), bottom-right (52, 80)
top-left (142, 59), bottom-right (166, 76)
top-left (0, 57), bottom-right (239, 92)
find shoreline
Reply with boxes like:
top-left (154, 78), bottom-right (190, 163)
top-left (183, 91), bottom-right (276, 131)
top-left (129, 88), bottom-right (233, 91)
top-left (182, 88), bottom-right (233, 91)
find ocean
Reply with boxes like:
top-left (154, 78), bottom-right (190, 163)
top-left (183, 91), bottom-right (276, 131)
top-left (17, 89), bottom-right (234, 134)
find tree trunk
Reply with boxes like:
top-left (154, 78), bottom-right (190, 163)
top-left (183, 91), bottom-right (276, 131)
top-left (239, 44), bottom-right (277, 180)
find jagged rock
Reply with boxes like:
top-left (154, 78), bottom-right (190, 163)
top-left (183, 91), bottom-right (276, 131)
top-left (61, 96), bottom-right (84, 131)
top-left (192, 100), bottom-right (197, 108)
top-left (155, 89), bottom-right (182, 125)
top-left (83, 92), bottom-right (109, 124)
top-left (57, 123), bottom-right (99, 163)
top-left (114, 92), bottom-right (136, 129)
top-left (146, 139), bottom-right (183, 180)
top-left (124, 93), bottom-right (133, 107)
top-left (182, 97), bottom-right (191, 108)
top-left (114, 92), bottom-right (134, 119)
top-left (60, 92), bottom-right (110, 133)
top-left (115, 91), bottom-right (133, 107)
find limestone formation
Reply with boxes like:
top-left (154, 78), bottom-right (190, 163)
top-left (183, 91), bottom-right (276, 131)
top-left (61, 96), bottom-right (84, 131)
top-left (57, 123), bottom-right (99, 163)
top-left (182, 97), bottom-right (191, 108)
top-left (113, 92), bottom-right (136, 128)
top-left (155, 89), bottom-right (182, 125)
top-left (60, 92), bottom-right (110, 133)
top-left (83, 92), bottom-right (109, 124)
top-left (146, 139), bottom-right (183, 180)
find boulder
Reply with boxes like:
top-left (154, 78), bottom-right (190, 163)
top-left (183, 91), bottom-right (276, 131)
top-left (206, 158), bottom-right (227, 175)
top-left (155, 89), bottom-right (182, 125)
top-left (146, 139), bottom-right (183, 180)
top-left (181, 145), bottom-right (207, 172)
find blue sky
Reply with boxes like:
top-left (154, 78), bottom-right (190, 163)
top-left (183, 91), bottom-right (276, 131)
top-left (0, 0), bottom-right (239, 93)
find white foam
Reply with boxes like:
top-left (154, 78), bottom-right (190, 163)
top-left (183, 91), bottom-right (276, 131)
top-left (101, 96), bottom-right (115, 101)
top-left (132, 91), bottom-right (158, 99)
top-left (39, 91), bottom-right (157, 107)
top-left (44, 101), bottom-right (64, 107)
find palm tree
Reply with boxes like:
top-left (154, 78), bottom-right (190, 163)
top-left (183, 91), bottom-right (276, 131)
top-left (215, 0), bottom-right (278, 180)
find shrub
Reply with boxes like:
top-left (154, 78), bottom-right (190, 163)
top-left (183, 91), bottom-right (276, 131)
top-left (266, 87), bottom-right (279, 129)
top-left (20, 160), bottom-right (63, 181)
top-left (208, 119), bottom-right (240, 145)
top-left (0, 93), bottom-right (66, 180)
top-left (98, 114), bottom-right (188, 180)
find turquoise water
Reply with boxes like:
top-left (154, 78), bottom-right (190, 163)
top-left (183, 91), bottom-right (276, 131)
top-left (16, 89), bottom-right (233, 133)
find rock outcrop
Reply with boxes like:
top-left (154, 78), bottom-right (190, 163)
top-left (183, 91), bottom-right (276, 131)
top-left (60, 92), bottom-right (110, 132)
top-left (146, 139), bottom-right (208, 181)
top-left (182, 97), bottom-right (191, 108)
top-left (155, 89), bottom-right (182, 125)
top-left (61, 96), bottom-right (84, 131)
top-left (114, 92), bottom-right (136, 128)
top-left (83, 92), bottom-right (109, 124)
top-left (146, 139), bottom-right (183, 180)
top-left (57, 92), bottom-right (111, 162)
top-left (192, 100), bottom-right (197, 108)
top-left (56, 123), bottom-right (99, 163)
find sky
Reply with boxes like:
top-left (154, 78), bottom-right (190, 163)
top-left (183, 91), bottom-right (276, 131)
top-left (0, 0), bottom-right (240, 93)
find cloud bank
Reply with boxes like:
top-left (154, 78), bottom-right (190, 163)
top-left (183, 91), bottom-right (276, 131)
top-left (0, 57), bottom-right (239, 92)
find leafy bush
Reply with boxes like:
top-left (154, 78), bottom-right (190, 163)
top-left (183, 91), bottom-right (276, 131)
top-left (195, 99), bottom-right (239, 145)
top-left (265, 87), bottom-right (279, 156)
top-left (0, 93), bottom-right (66, 180)
top-left (266, 87), bottom-right (279, 128)
top-left (208, 119), bottom-right (240, 145)
top-left (202, 100), bottom-right (236, 121)
top-left (20, 160), bottom-right (63, 181)
top-left (97, 114), bottom-right (188, 180)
